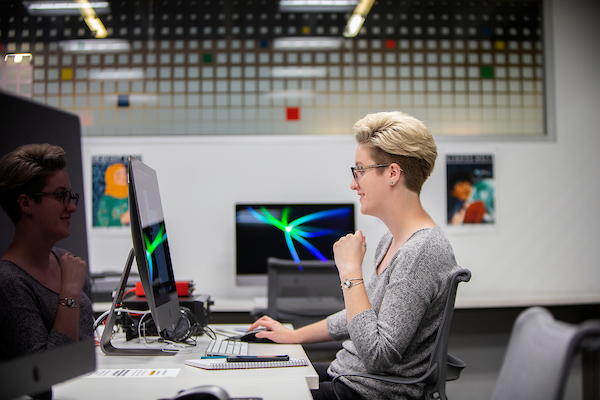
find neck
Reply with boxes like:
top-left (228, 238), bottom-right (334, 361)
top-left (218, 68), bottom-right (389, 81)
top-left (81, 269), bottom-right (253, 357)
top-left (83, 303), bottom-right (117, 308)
top-left (3, 222), bottom-right (56, 269)
top-left (380, 190), bottom-right (436, 245)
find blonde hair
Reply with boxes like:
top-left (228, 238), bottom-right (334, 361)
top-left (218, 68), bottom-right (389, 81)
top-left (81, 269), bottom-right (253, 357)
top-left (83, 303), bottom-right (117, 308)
top-left (353, 111), bottom-right (438, 194)
top-left (0, 143), bottom-right (66, 224)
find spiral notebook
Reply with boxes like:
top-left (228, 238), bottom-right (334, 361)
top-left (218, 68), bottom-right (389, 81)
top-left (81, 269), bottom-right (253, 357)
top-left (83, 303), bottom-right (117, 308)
top-left (185, 358), bottom-right (309, 370)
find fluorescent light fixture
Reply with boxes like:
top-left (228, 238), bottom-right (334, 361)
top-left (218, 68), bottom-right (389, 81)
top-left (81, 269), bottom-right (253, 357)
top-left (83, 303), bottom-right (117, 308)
top-left (4, 53), bottom-right (33, 63)
top-left (279, 0), bottom-right (358, 12)
top-left (266, 90), bottom-right (315, 100)
top-left (271, 67), bottom-right (328, 78)
top-left (89, 68), bottom-right (144, 80)
top-left (343, 0), bottom-right (374, 37)
top-left (60, 39), bottom-right (131, 53)
top-left (23, 1), bottom-right (110, 16)
top-left (273, 37), bottom-right (343, 51)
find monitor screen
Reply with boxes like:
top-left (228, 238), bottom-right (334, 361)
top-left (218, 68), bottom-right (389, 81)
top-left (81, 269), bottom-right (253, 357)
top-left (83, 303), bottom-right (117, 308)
top-left (0, 92), bottom-right (96, 399)
top-left (128, 157), bottom-right (180, 336)
top-left (235, 203), bottom-right (355, 285)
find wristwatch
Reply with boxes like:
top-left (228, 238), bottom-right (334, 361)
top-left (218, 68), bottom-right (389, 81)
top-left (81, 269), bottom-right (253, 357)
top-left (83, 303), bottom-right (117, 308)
top-left (58, 297), bottom-right (81, 308)
top-left (341, 278), bottom-right (364, 290)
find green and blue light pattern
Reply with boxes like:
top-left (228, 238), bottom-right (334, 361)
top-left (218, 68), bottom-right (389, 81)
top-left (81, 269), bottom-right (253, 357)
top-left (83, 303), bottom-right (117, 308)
top-left (144, 224), bottom-right (167, 284)
top-left (246, 206), bottom-right (350, 266)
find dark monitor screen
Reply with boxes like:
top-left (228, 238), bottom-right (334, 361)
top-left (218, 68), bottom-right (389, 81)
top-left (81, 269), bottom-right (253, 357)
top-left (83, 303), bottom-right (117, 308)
top-left (0, 92), bottom-right (95, 398)
top-left (235, 203), bottom-right (355, 285)
top-left (128, 157), bottom-right (180, 335)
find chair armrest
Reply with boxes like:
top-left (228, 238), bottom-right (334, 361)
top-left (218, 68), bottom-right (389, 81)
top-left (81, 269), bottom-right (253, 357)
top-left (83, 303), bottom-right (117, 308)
top-left (447, 353), bottom-right (467, 381)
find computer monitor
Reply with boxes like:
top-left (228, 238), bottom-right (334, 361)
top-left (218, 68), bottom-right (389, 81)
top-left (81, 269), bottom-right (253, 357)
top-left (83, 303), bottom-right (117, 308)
top-left (100, 157), bottom-right (180, 355)
top-left (0, 92), bottom-right (96, 399)
top-left (235, 203), bottom-right (355, 286)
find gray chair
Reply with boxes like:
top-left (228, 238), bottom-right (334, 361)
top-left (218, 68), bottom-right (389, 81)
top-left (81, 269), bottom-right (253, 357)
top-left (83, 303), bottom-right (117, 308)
top-left (491, 306), bottom-right (600, 400)
top-left (266, 257), bottom-right (345, 326)
top-left (332, 268), bottom-right (472, 400)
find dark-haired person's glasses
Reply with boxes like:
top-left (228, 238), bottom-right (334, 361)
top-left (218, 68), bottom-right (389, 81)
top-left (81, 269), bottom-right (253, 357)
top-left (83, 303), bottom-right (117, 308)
top-left (31, 190), bottom-right (80, 206)
top-left (351, 164), bottom-right (391, 184)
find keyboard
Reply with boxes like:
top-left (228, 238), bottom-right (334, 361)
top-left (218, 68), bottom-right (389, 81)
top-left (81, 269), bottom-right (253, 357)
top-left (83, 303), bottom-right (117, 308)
top-left (205, 338), bottom-right (249, 357)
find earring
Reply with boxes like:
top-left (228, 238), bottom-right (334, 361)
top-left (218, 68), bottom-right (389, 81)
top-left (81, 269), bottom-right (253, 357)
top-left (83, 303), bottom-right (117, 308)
top-left (390, 181), bottom-right (395, 185)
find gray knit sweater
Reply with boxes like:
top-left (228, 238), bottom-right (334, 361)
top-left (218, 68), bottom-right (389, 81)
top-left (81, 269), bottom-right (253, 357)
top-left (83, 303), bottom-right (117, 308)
top-left (0, 247), bottom-right (94, 361)
top-left (326, 227), bottom-right (460, 400)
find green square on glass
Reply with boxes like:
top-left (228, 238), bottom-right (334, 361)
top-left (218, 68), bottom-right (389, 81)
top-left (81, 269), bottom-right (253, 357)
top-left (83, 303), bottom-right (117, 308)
top-left (203, 54), bottom-right (213, 63)
top-left (481, 66), bottom-right (494, 79)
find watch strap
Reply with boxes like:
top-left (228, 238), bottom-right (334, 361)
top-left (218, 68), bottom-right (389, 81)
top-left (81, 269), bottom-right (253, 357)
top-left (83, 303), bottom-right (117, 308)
top-left (341, 278), bottom-right (364, 289)
top-left (58, 297), bottom-right (81, 308)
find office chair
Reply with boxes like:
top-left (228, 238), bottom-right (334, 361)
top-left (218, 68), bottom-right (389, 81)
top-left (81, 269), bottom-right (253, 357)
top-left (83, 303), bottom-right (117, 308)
top-left (490, 306), bottom-right (600, 400)
top-left (266, 257), bottom-right (345, 326)
top-left (332, 268), bottom-right (471, 400)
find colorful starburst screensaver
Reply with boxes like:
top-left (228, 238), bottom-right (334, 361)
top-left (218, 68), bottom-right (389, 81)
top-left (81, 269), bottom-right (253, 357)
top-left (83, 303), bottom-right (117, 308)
top-left (236, 203), bottom-right (355, 276)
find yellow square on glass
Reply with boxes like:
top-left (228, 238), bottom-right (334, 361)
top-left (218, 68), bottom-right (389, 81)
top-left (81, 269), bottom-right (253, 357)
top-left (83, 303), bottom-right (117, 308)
top-left (61, 68), bottom-right (73, 80)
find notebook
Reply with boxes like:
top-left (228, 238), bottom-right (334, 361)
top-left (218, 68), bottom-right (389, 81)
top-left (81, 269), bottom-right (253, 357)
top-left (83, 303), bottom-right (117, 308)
top-left (185, 358), bottom-right (309, 370)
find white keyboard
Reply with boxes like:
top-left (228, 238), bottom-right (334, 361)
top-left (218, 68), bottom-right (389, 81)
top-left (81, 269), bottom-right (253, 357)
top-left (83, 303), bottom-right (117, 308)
top-left (205, 338), bottom-right (249, 357)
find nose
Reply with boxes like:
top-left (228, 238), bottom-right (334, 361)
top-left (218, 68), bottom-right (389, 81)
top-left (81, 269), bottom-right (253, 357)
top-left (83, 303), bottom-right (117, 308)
top-left (67, 198), bottom-right (77, 212)
top-left (350, 178), bottom-right (359, 190)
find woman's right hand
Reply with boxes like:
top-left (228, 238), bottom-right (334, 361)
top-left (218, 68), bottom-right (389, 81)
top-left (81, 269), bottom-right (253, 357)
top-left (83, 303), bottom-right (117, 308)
top-left (247, 315), bottom-right (298, 344)
top-left (58, 253), bottom-right (88, 296)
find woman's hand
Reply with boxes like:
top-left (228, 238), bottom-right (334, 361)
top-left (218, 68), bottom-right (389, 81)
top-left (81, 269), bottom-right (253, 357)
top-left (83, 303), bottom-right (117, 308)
top-left (58, 253), bottom-right (88, 297)
top-left (333, 230), bottom-right (366, 279)
top-left (248, 315), bottom-right (298, 344)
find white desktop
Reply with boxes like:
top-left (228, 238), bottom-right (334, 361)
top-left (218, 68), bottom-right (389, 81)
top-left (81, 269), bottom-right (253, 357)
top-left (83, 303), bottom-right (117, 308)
top-left (52, 325), bottom-right (318, 400)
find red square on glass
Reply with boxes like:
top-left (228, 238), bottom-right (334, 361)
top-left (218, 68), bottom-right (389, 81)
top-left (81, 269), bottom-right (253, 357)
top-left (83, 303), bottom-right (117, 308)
top-left (385, 40), bottom-right (395, 49)
top-left (287, 107), bottom-right (300, 121)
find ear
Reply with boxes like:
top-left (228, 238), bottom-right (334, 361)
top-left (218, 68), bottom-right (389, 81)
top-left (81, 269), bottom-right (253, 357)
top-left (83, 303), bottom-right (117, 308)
top-left (388, 163), bottom-right (403, 186)
top-left (17, 194), bottom-right (33, 215)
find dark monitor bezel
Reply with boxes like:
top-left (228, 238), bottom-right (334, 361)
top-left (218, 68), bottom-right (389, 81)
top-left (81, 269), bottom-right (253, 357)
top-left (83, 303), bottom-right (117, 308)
top-left (235, 203), bottom-right (355, 286)
top-left (128, 157), bottom-right (180, 336)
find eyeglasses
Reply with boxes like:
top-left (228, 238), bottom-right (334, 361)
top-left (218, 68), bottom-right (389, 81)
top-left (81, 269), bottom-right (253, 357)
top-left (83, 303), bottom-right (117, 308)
top-left (350, 164), bottom-right (391, 184)
top-left (30, 190), bottom-right (80, 207)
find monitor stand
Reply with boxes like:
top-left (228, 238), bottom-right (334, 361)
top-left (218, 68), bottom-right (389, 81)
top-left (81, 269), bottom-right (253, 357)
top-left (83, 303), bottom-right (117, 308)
top-left (100, 248), bottom-right (176, 356)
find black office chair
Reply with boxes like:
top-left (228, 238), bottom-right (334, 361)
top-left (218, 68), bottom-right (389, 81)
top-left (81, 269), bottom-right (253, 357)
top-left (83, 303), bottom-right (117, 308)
top-left (332, 268), bottom-right (471, 400)
top-left (266, 257), bottom-right (345, 326)
top-left (490, 306), bottom-right (600, 400)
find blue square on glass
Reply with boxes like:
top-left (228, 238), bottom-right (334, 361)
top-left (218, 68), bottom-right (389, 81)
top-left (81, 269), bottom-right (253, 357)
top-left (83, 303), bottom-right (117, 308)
top-left (117, 94), bottom-right (130, 107)
top-left (260, 40), bottom-right (269, 49)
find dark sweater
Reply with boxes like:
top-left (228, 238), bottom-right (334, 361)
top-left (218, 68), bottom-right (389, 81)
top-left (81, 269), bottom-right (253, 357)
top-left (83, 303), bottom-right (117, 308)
top-left (0, 247), bottom-right (94, 361)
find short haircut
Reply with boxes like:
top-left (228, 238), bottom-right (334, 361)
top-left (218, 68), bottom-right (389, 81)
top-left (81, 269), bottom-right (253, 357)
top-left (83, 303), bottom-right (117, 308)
top-left (0, 143), bottom-right (66, 224)
top-left (353, 111), bottom-right (438, 194)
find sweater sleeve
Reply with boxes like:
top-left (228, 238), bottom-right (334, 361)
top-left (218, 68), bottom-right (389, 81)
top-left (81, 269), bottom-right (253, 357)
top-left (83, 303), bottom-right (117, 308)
top-left (0, 265), bottom-right (74, 360)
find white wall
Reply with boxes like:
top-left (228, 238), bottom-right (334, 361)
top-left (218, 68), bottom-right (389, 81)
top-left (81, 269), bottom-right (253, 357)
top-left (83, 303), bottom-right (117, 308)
top-left (83, 0), bottom-right (600, 309)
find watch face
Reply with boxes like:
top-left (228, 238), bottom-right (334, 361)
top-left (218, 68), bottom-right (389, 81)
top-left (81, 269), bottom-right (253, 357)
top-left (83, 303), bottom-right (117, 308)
top-left (66, 298), bottom-right (75, 307)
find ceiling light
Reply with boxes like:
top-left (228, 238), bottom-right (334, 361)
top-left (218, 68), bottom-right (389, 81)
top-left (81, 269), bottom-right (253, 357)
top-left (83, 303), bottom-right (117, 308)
top-left (23, 1), bottom-right (110, 16)
top-left (279, 0), bottom-right (358, 12)
top-left (4, 53), bottom-right (33, 63)
top-left (271, 67), bottom-right (328, 78)
top-left (60, 39), bottom-right (131, 53)
top-left (273, 37), bottom-right (343, 51)
top-left (343, 0), bottom-right (374, 37)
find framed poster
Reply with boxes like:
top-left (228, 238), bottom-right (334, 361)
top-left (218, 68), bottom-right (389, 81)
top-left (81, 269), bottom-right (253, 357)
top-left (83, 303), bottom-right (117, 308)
top-left (446, 153), bottom-right (496, 227)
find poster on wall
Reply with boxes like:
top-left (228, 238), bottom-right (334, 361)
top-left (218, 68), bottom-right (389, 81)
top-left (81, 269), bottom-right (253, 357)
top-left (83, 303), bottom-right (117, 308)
top-left (91, 155), bottom-right (140, 229)
top-left (446, 153), bottom-right (495, 227)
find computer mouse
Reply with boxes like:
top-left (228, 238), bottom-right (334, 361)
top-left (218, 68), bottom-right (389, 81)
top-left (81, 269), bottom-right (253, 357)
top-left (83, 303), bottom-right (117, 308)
top-left (238, 328), bottom-right (275, 343)
top-left (172, 385), bottom-right (230, 400)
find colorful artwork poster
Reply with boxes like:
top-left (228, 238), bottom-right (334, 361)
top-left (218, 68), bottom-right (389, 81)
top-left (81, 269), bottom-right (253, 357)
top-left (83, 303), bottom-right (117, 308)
top-left (446, 154), bottom-right (495, 226)
top-left (91, 155), bottom-right (140, 228)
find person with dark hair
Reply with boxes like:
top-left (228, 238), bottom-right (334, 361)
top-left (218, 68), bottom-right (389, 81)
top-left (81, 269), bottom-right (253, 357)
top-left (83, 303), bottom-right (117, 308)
top-left (0, 143), bottom-right (93, 361)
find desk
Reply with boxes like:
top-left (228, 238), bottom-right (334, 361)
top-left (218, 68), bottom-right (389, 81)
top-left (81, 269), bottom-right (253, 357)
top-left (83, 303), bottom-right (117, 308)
top-left (51, 325), bottom-right (318, 400)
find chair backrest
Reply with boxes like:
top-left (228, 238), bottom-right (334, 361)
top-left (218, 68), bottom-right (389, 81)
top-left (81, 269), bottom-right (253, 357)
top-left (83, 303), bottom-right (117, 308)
top-left (491, 306), bottom-right (600, 400)
top-left (424, 268), bottom-right (472, 399)
top-left (267, 257), bottom-right (344, 324)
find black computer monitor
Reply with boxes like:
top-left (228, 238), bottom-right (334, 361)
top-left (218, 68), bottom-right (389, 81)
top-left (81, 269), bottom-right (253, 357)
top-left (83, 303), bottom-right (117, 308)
top-left (100, 157), bottom-right (180, 356)
top-left (0, 92), bottom-right (96, 399)
top-left (235, 203), bottom-right (355, 286)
